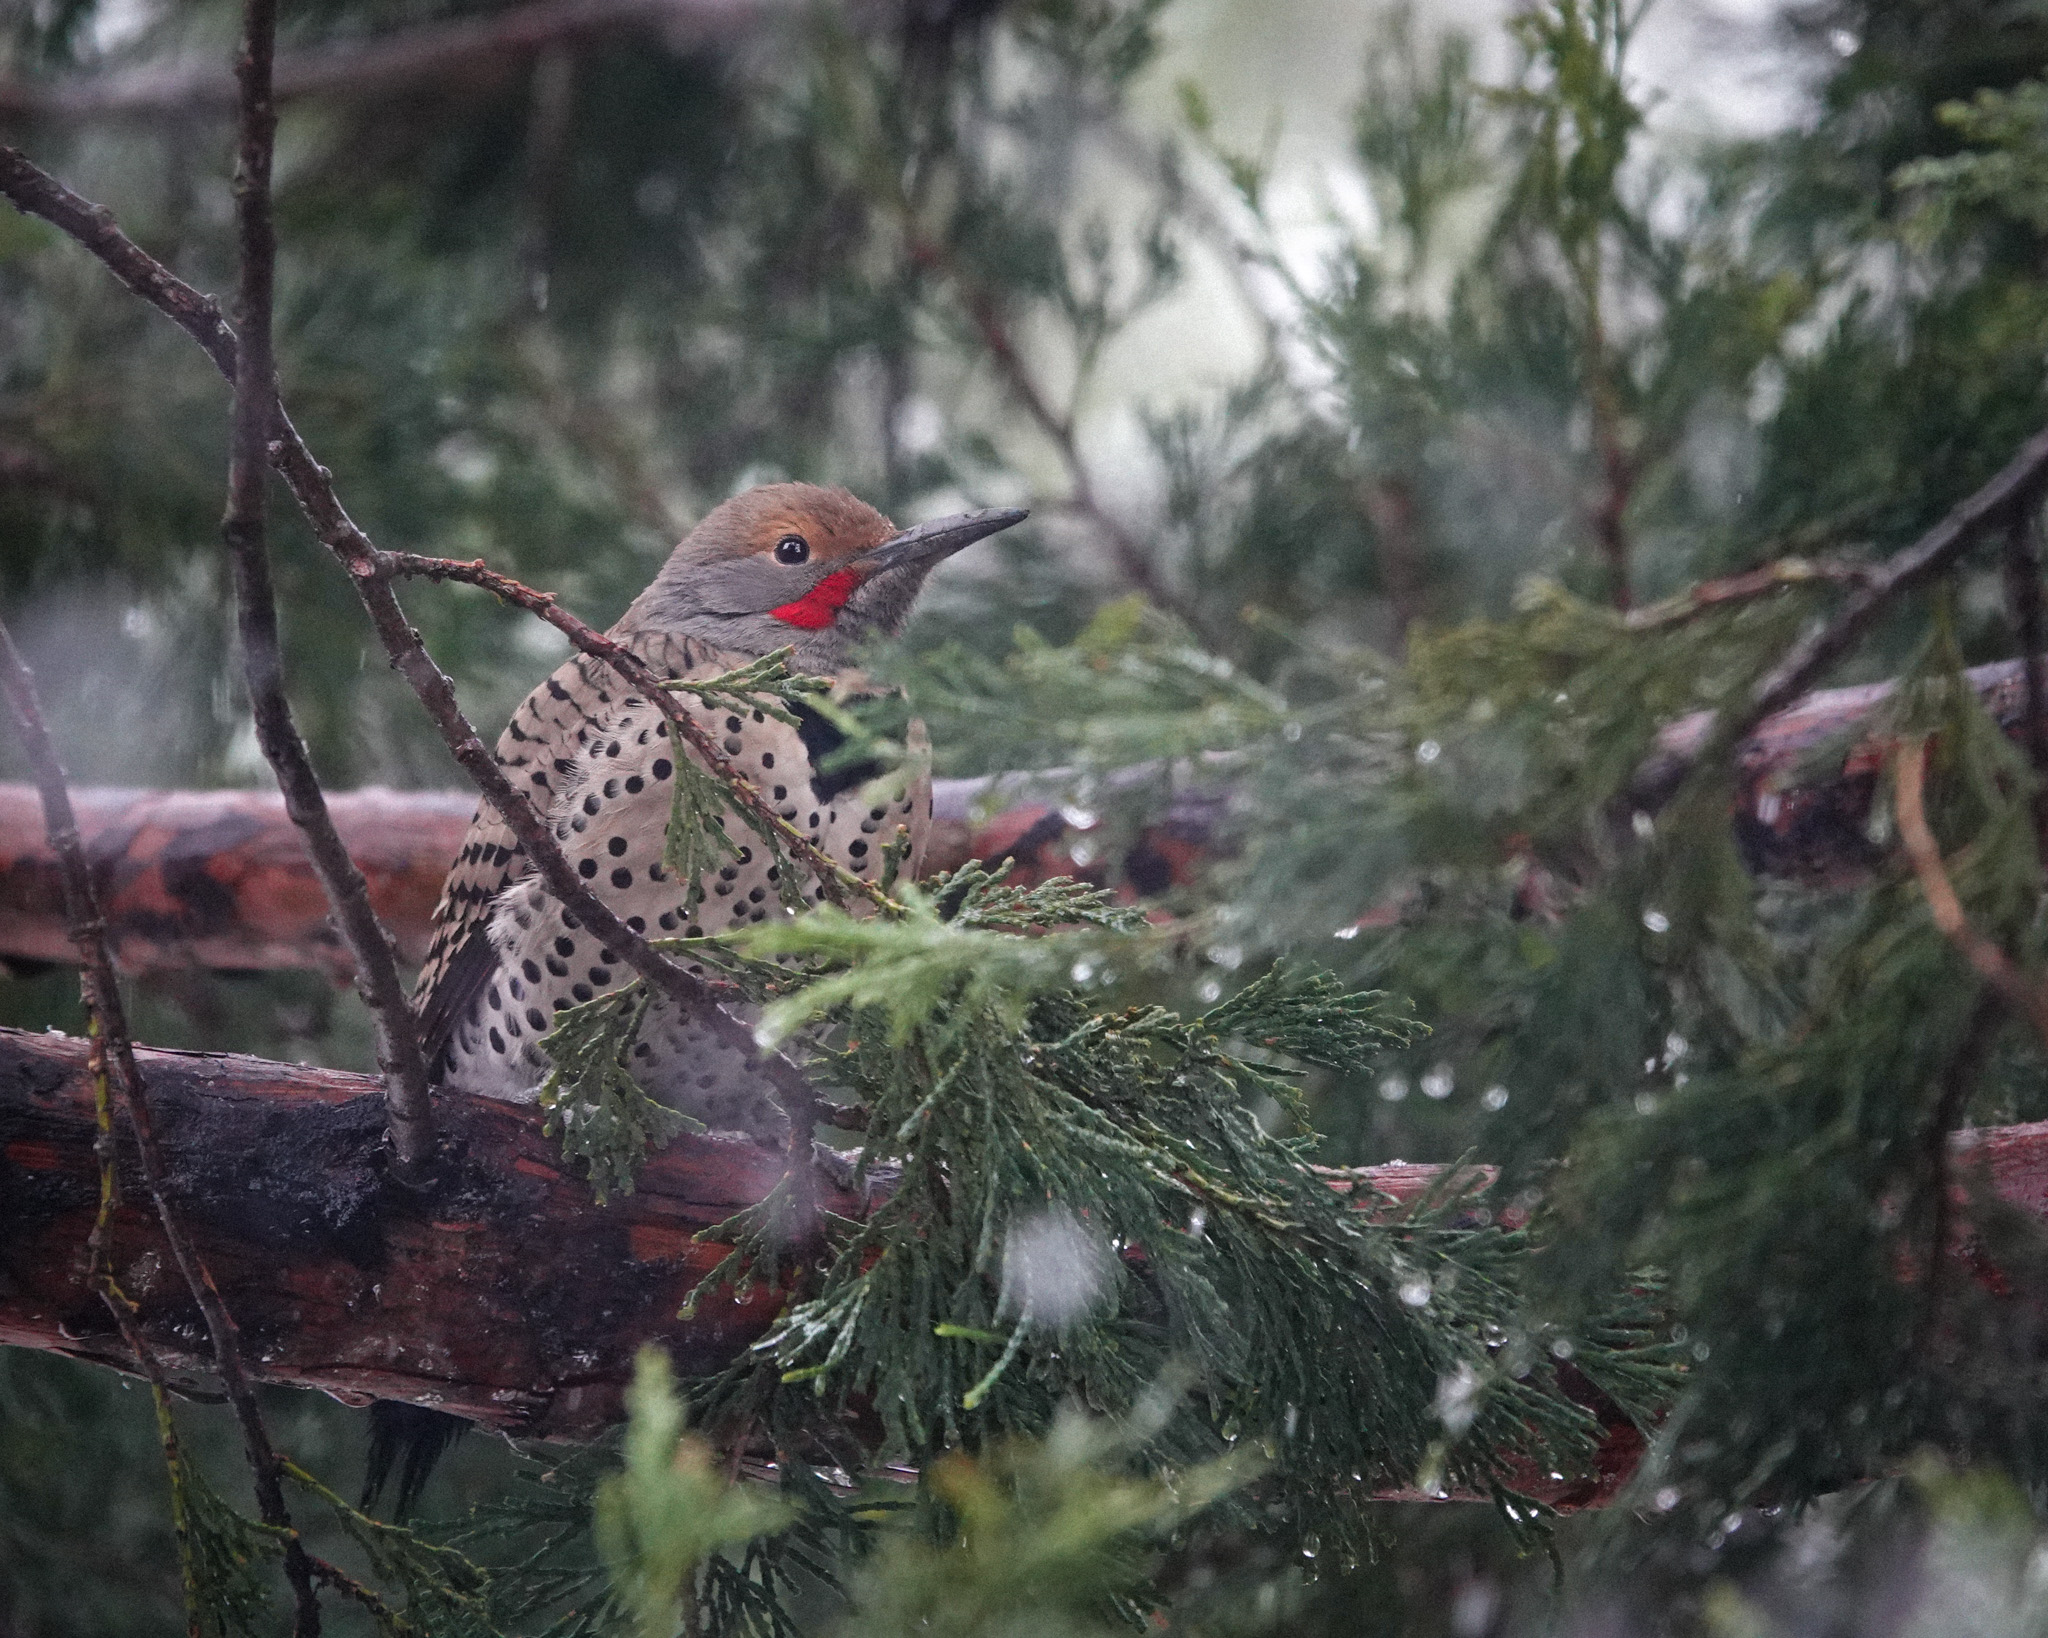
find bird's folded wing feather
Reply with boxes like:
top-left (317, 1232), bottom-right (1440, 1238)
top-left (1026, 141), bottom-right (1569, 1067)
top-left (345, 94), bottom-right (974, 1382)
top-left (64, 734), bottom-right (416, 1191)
top-left (412, 630), bottom-right (724, 1067)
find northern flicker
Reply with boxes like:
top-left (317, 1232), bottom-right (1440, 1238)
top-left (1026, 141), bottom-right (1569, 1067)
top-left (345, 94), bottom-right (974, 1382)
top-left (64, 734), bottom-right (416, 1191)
top-left (412, 483), bottom-right (1025, 1140)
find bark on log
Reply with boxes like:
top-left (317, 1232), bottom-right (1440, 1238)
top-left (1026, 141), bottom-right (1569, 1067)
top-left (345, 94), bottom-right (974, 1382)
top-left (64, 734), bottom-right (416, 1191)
top-left (5, 1024), bottom-right (2046, 1511)
top-left (0, 784), bottom-right (474, 976)
top-left (0, 1025), bottom-right (835, 1437)
top-left (0, 657), bottom-right (2032, 979)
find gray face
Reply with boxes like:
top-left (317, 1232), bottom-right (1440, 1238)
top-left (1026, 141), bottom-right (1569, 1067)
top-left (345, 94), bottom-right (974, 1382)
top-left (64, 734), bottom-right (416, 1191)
top-left (629, 506), bottom-right (1028, 673)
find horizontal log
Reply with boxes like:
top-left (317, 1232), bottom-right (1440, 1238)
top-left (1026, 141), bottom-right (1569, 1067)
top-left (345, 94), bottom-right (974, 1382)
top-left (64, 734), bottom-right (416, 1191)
top-left (4, 1025), bottom-right (2044, 1510)
top-left (0, 658), bottom-right (2032, 979)
top-left (0, 1025), bottom-right (839, 1436)
top-left (0, 783), bottom-right (476, 975)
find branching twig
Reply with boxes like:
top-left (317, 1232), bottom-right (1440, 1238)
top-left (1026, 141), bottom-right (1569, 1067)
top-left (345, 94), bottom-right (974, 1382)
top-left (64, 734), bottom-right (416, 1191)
top-left (1646, 428), bottom-right (2048, 801)
top-left (1892, 738), bottom-right (2048, 1049)
top-left (0, 142), bottom-right (819, 1127)
top-left (0, 601), bottom-right (322, 1636)
top-left (217, 0), bottom-right (435, 1179)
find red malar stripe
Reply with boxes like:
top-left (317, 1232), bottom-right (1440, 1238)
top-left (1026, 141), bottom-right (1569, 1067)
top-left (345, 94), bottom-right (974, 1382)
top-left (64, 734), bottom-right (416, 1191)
top-left (769, 568), bottom-right (862, 630)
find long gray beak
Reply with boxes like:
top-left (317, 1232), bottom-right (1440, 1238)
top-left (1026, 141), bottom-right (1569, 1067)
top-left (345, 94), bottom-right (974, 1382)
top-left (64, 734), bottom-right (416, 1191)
top-left (853, 507), bottom-right (1028, 578)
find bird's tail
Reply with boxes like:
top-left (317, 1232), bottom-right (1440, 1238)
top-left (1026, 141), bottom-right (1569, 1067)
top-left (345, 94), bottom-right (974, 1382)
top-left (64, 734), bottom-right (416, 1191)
top-left (361, 1400), bottom-right (470, 1520)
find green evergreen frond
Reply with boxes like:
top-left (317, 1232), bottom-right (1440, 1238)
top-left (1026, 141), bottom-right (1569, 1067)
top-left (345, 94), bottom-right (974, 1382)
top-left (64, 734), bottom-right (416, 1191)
top-left (181, 1465), bottom-right (289, 1638)
top-left (594, 1351), bottom-right (793, 1638)
top-left (539, 987), bottom-right (694, 1202)
top-left (286, 1463), bottom-right (500, 1638)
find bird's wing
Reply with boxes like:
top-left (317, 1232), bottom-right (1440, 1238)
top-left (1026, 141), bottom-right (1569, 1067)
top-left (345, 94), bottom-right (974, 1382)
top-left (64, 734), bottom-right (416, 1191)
top-left (412, 630), bottom-right (722, 1069)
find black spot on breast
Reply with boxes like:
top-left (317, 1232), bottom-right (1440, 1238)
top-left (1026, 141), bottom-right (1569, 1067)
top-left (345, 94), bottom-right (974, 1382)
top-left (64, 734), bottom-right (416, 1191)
top-left (547, 679), bottom-right (571, 701)
top-left (526, 1007), bottom-right (548, 1031)
top-left (572, 983), bottom-right (593, 1002)
top-left (849, 840), bottom-right (868, 858)
top-left (489, 1027), bottom-right (506, 1054)
top-left (579, 859), bottom-right (598, 878)
top-left (522, 959), bottom-right (542, 983)
top-left (608, 837), bottom-right (628, 857)
top-left (589, 967), bottom-right (612, 986)
top-left (625, 775), bottom-right (645, 794)
top-left (555, 936), bottom-right (576, 958)
top-left (546, 956), bottom-right (569, 977)
top-left (486, 986), bottom-right (502, 1011)
top-left (653, 760), bottom-right (673, 780)
top-left (508, 977), bottom-right (525, 1001)
top-left (658, 911), bottom-right (678, 931)
top-left (627, 915), bottom-right (646, 933)
top-left (584, 794), bottom-right (601, 816)
top-left (726, 716), bottom-right (742, 733)
top-left (611, 867), bottom-right (633, 889)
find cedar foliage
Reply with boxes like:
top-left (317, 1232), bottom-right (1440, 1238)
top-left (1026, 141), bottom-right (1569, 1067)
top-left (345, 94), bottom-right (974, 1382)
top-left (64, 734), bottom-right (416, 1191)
top-left (14, 0), bottom-right (2048, 1632)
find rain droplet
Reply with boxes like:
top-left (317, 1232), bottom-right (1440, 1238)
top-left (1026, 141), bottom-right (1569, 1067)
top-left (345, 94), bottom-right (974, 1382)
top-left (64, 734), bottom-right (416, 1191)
top-left (1060, 805), bottom-right (1097, 829)
top-left (1333, 924), bottom-right (1361, 940)
top-left (1482, 1085), bottom-right (1509, 1111)
top-left (1549, 1337), bottom-right (1575, 1359)
top-left (1283, 720), bottom-right (1304, 742)
top-left (1069, 838), bottom-right (1098, 867)
top-left (1206, 944), bottom-right (1244, 970)
top-left (1416, 739), bottom-right (1442, 765)
top-left (1635, 1092), bottom-right (1660, 1117)
top-left (1664, 1032), bottom-right (1688, 1063)
top-left (1654, 1486), bottom-right (1682, 1512)
top-left (1400, 1278), bottom-right (1433, 1308)
top-left (1642, 909), bottom-right (1671, 933)
top-left (1421, 1064), bottom-right (1455, 1100)
top-left (1379, 1075), bottom-right (1410, 1102)
top-left (1631, 811), bottom-right (1654, 839)
top-left (1197, 978), bottom-right (1222, 1003)
top-left (1070, 960), bottom-right (1096, 984)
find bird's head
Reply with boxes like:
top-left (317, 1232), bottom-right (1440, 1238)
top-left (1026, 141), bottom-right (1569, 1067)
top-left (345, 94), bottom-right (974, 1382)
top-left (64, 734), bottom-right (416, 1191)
top-left (620, 483), bottom-right (1026, 671)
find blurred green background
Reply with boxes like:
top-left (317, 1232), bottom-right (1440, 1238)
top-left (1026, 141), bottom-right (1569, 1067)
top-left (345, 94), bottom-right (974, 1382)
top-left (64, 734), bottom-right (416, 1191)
top-left (14, 0), bottom-right (2048, 1631)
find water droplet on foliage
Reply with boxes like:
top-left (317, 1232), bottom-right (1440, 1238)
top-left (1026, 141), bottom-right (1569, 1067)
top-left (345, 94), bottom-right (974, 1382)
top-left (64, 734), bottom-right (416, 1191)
top-left (1434, 1362), bottom-right (1481, 1435)
top-left (1001, 1209), bottom-right (1112, 1325)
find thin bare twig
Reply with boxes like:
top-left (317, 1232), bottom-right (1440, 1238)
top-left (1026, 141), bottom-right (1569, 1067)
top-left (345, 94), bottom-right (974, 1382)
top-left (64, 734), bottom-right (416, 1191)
top-left (217, 0), bottom-right (434, 1179)
top-left (1892, 738), bottom-right (2048, 1049)
top-left (0, 142), bottom-right (818, 1125)
top-left (2001, 512), bottom-right (2048, 870)
top-left (0, 0), bottom-right (770, 123)
top-left (1622, 557), bottom-right (1879, 632)
top-left (902, 232), bottom-right (1200, 631)
top-left (0, 600), bottom-right (322, 1636)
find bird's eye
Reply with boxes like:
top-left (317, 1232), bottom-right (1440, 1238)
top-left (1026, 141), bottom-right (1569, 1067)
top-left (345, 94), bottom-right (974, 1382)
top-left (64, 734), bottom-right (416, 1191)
top-left (774, 534), bottom-right (810, 565)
